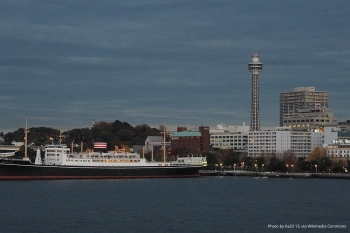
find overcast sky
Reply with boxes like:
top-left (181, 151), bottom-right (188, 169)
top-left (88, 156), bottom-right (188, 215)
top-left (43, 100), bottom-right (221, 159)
top-left (1, 0), bottom-right (349, 133)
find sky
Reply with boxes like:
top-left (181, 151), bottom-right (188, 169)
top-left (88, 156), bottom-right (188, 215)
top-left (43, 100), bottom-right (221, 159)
top-left (1, 0), bottom-right (350, 134)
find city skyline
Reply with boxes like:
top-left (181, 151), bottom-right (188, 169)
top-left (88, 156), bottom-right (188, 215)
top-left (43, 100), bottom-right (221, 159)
top-left (1, 1), bottom-right (349, 134)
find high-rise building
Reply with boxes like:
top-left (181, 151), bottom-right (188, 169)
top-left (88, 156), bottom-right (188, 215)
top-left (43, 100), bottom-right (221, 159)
top-left (248, 53), bottom-right (263, 131)
top-left (279, 87), bottom-right (329, 127)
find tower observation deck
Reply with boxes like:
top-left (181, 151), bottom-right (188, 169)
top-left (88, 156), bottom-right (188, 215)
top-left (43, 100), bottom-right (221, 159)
top-left (248, 53), bottom-right (263, 131)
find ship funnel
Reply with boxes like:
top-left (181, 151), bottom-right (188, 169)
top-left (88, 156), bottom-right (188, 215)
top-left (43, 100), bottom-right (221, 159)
top-left (34, 149), bottom-right (42, 165)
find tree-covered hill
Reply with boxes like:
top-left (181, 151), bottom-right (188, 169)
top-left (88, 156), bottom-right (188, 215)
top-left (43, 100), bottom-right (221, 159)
top-left (3, 120), bottom-right (161, 150)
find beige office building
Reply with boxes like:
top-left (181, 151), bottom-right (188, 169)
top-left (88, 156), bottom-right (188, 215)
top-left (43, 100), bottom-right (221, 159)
top-left (280, 87), bottom-right (332, 130)
top-left (283, 107), bottom-right (338, 131)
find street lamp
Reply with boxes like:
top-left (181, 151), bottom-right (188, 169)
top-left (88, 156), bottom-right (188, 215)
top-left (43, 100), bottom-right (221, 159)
top-left (234, 163), bottom-right (236, 171)
top-left (315, 164), bottom-right (317, 173)
top-left (291, 164), bottom-right (294, 173)
top-left (262, 164), bottom-right (264, 172)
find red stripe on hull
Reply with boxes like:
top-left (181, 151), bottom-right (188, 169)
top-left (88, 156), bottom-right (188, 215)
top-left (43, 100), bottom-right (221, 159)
top-left (0, 174), bottom-right (200, 180)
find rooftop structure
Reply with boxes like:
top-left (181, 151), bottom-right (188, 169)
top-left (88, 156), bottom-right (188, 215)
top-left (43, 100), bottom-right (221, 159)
top-left (338, 120), bottom-right (350, 131)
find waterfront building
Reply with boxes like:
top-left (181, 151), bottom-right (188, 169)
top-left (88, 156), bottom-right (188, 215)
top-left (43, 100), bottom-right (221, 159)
top-left (282, 107), bottom-right (338, 131)
top-left (170, 126), bottom-right (210, 155)
top-left (248, 127), bottom-right (324, 158)
top-left (323, 126), bottom-right (350, 145)
top-left (280, 87), bottom-right (329, 127)
top-left (320, 126), bottom-right (350, 161)
top-left (248, 53), bottom-right (263, 131)
top-left (210, 123), bottom-right (249, 150)
top-left (326, 139), bottom-right (350, 161)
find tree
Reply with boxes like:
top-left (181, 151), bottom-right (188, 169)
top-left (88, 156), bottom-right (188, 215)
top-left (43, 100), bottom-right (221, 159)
top-left (281, 150), bottom-right (298, 171)
top-left (268, 157), bottom-right (286, 172)
top-left (318, 157), bottom-right (332, 173)
top-left (4, 120), bottom-right (165, 154)
top-left (243, 156), bottom-right (254, 169)
top-left (223, 152), bottom-right (240, 167)
top-left (308, 147), bottom-right (326, 162)
top-left (205, 153), bottom-right (218, 169)
top-left (298, 157), bottom-right (313, 172)
top-left (332, 164), bottom-right (345, 173)
top-left (332, 160), bottom-right (346, 173)
top-left (256, 156), bottom-right (266, 170)
top-left (133, 124), bottom-right (161, 144)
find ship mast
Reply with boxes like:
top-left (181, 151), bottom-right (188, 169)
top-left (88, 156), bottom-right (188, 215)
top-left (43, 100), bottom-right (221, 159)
top-left (151, 146), bottom-right (154, 162)
top-left (24, 118), bottom-right (29, 159)
top-left (163, 123), bottom-right (166, 163)
top-left (59, 127), bottom-right (62, 145)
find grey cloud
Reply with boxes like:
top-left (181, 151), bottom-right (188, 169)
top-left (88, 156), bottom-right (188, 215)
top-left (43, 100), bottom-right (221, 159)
top-left (0, 0), bottom-right (349, 133)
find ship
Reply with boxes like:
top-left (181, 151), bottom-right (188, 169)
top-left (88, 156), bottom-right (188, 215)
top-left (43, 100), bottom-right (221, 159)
top-left (0, 121), bottom-right (207, 180)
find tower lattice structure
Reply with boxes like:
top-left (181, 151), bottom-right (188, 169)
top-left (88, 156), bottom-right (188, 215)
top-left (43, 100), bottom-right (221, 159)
top-left (248, 53), bottom-right (263, 131)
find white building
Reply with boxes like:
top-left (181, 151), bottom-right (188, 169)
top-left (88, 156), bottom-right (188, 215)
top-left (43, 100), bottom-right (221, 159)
top-left (326, 139), bottom-right (350, 161)
top-left (210, 123), bottom-right (249, 150)
top-left (323, 126), bottom-right (339, 146)
top-left (144, 136), bottom-right (170, 152)
top-left (248, 127), bottom-right (324, 158)
top-left (323, 126), bottom-right (350, 160)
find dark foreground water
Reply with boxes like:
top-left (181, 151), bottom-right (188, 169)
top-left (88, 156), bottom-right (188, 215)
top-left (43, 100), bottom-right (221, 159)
top-left (0, 177), bottom-right (349, 233)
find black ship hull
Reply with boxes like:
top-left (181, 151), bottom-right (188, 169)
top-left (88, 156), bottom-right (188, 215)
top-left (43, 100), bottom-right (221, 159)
top-left (0, 162), bottom-right (201, 180)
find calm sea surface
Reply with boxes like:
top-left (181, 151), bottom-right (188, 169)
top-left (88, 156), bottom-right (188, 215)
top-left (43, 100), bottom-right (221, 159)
top-left (0, 177), bottom-right (349, 233)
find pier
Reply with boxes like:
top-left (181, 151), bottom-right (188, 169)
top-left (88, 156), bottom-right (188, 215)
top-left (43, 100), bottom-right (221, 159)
top-left (199, 170), bottom-right (350, 179)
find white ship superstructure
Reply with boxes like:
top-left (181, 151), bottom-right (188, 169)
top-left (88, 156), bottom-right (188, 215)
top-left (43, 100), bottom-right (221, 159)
top-left (42, 144), bottom-right (207, 167)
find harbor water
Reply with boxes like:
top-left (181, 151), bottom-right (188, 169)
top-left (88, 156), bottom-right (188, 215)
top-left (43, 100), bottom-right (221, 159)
top-left (0, 177), bottom-right (349, 233)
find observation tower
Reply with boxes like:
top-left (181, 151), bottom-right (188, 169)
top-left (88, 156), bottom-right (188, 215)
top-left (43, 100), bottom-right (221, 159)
top-left (248, 53), bottom-right (263, 131)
